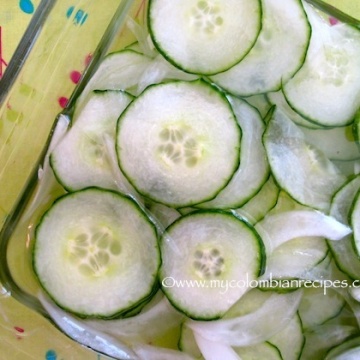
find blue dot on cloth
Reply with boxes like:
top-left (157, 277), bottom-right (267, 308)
top-left (19, 0), bottom-right (35, 14)
top-left (45, 349), bottom-right (57, 360)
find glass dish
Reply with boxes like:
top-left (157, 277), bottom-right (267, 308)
top-left (1, 0), bottom-right (360, 359)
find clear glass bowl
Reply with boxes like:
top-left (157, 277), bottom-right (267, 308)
top-left (1, 0), bottom-right (360, 359)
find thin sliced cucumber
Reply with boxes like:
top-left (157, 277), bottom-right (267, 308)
top-left (301, 323), bottom-right (358, 360)
top-left (51, 90), bottom-right (133, 192)
top-left (329, 175), bottom-right (360, 279)
top-left (116, 80), bottom-right (241, 208)
top-left (75, 50), bottom-right (152, 114)
top-left (267, 90), bottom-right (323, 129)
top-left (160, 210), bottom-right (265, 320)
top-left (197, 97), bottom-right (269, 209)
top-left (332, 159), bottom-right (360, 177)
top-left (146, 201), bottom-right (181, 228)
top-left (301, 125), bottom-right (360, 161)
top-left (283, 3), bottom-right (360, 127)
top-left (244, 94), bottom-right (272, 119)
top-left (325, 337), bottom-right (360, 360)
top-left (299, 287), bottom-right (345, 330)
top-left (263, 106), bottom-right (346, 212)
top-left (148, 0), bottom-right (262, 75)
top-left (33, 188), bottom-right (160, 318)
top-left (211, 0), bottom-right (310, 95)
top-left (259, 236), bottom-right (329, 284)
top-left (269, 313), bottom-right (305, 360)
top-left (234, 176), bottom-right (280, 225)
top-left (350, 189), bottom-right (360, 258)
top-left (234, 342), bottom-right (282, 359)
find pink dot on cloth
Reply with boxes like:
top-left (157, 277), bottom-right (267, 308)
top-left (70, 70), bottom-right (82, 84)
top-left (14, 326), bottom-right (24, 333)
top-left (58, 96), bottom-right (69, 108)
top-left (329, 17), bottom-right (339, 25)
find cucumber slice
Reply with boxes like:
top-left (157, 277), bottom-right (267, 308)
top-left (234, 342), bottom-right (282, 359)
top-left (301, 125), bottom-right (360, 161)
top-left (244, 94), bottom-right (272, 119)
top-left (75, 50), bottom-right (152, 114)
top-left (325, 337), bottom-right (360, 360)
top-left (148, 0), bottom-right (261, 75)
top-left (269, 313), bottom-right (305, 360)
top-left (146, 201), bottom-right (181, 228)
top-left (234, 176), bottom-right (280, 225)
top-left (263, 106), bottom-right (346, 212)
top-left (116, 80), bottom-right (241, 208)
top-left (267, 90), bottom-right (323, 129)
top-left (160, 210), bottom-right (264, 320)
top-left (211, 0), bottom-right (310, 96)
top-left (350, 190), bottom-right (360, 257)
top-left (301, 323), bottom-right (358, 360)
top-left (51, 90), bottom-right (133, 192)
top-left (283, 3), bottom-right (360, 127)
top-left (299, 287), bottom-right (345, 330)
top-left (33, 188), bottom-right (160, 318)
top-left (197, 97), bottom-right (269, 209)
top-left (329, 175), bottom-right (360, 279)
top-left (259, 237), bottom-right (329, 283)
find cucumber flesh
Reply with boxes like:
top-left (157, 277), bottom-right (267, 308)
top-left (33, 188), bottom-right (160, 318)
top-left (148, 0), bottom-right (262, 75)
top-left (51, 90), bottom-right (133, 192)
top-left (160, 211), bottom-right (264, 320)
top-left (75, 50), bottom-right (152, 114)
top-left (299, 287), bottom-right (345, 330)
top-left (283, 3), bottom-right (360, 127)
top-left (234, 342), bottom-right (282, 360)
top-left (263, 106), bottom-right (346, 212)
top-left (325, 337), bottom-right (360, 360)
top-left (350, 190), bottom-right (360, 258)
top-left (259, 237), bottom-right (329, 282)
top-left (301, 125), bottom-right (360, 161)
top-left (234, 176), bottom-right (279, 225)
top-left (211, 0), bottom-right (310, 95)
top-left (267, 90), bottom-right (323, 129)
top-left (329, 175), bottom-right (360, 279)
top-left (269, 313), bottom-right (305, 360)
top-left (116, 80), bottom-right (241, 208)
top-left (197, 97), bottom-right (269, 209)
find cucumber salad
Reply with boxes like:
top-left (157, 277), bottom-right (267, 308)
top-left (29, 0), bottom-right (360, 359)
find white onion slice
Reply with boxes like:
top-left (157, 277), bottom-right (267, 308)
top-left (193, 332), bottom-right (241, 360)
top-left (255, 210), bottom-right (351, 253)
top-left (188, 291), bottom-right (302, 346)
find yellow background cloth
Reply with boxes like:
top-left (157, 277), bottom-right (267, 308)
top-left (0, 0), bottom-right (359, 359)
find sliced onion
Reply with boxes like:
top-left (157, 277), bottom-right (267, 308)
top-left (188, 291), bottom-right (302, 347)
top-left (255, 210), bottom-right (351, 253)
top-left (193, 332), bottom-right (241, 360)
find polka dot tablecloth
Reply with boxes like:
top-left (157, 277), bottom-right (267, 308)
top-left (0, 1), bottom-right (359, 359)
